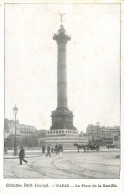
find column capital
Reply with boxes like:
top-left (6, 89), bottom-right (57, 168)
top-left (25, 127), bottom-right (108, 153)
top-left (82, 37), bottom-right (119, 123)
top-left (53, 33), bottom-right (71, 44)
top-left (53, 25), bottom-right (71, 44)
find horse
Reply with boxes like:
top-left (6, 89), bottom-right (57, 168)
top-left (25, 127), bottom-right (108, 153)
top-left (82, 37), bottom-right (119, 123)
top-left (74, 143), bottom-right (99, 152)
top-left (74, 143), bottom-right (86, 152)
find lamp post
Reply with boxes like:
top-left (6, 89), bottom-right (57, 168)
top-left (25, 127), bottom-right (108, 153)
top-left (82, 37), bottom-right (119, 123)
top-left (13, 105), bottom-right (18, 156)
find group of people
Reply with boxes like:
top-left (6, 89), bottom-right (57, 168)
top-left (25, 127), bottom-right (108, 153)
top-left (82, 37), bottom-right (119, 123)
top-left (42, 144), bottom-right (63, 157)
top-left (4, 143), bottom-right (63, 166)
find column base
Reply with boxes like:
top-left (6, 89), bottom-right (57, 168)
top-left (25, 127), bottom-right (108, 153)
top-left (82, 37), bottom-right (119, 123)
top-left (50, 107), bottom-right (76, 130)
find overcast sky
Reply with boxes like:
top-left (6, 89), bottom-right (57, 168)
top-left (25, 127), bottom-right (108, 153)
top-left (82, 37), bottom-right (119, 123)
top-left (5, 4), bottom-right (120, 132)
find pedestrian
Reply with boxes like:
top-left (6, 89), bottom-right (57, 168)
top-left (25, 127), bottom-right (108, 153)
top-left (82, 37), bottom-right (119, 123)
top-left (19, 146), bottom-right (28, 165)
top-left (46, 144), bottom-right (51, 157)
top-left (58, 144), bottom-right (63, 159)
top-left (42, 145), bottom-right (45, 153)
top-left (55, 144), bottom-right (58, 155)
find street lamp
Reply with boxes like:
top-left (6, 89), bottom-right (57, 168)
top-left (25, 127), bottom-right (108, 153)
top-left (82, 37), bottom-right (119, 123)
top-left (13, 105), bottom-right (18, 156)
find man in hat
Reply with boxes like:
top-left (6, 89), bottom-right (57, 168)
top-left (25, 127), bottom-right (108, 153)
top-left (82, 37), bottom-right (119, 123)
top-left (46, 144), bottom-right (51, 157)
top-left (19, 146), bottom-right (28, 165)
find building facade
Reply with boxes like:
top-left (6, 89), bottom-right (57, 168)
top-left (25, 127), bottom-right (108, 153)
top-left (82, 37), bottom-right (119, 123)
top-left (86, 123), bottom-right (120, 147)
top-left (4, 118), bottom-right (38, 148)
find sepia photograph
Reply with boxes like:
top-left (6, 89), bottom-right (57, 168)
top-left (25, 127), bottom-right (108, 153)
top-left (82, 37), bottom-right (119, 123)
top-left (3, 3), bottom-right (121, 180)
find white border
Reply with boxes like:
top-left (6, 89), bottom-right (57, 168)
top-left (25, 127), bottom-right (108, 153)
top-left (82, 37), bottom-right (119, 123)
top-left (0, 1), bottom-right (124, 194)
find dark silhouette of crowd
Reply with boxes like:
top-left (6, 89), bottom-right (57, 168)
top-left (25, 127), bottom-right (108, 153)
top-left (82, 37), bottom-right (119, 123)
top-left (41, 144), bottom-right (63, 157)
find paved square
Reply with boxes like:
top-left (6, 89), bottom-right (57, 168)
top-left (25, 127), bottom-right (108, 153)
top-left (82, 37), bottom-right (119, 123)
top-left (4, 150), bottom-right (120, 179)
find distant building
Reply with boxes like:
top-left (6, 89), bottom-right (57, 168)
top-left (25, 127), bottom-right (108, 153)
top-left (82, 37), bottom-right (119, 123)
top-left (18, 124), bottom-right (38, 138)
top-left (4, 118), bottom-right (20, 140)
top-left (4, 118), bottom-right (38, 148)
top-left (4, 118), bottom-right (19, 132)
top-left (4, 118), bottom-right (37, 136)
top-left (38, 129), bottom-right (48, 138)
top-left (86, 123), bottom-right (120, 147)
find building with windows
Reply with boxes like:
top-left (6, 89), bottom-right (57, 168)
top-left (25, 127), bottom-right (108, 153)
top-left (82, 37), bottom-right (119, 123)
top-left (4, 118), bottom-right (38, 148)
top-left (86, 123), bottom-right (120, 147)
top-left (18, 124), bottom-right (38, 138)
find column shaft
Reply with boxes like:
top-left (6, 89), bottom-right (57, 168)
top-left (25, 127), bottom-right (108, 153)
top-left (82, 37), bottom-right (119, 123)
top-left (57, 43), bottom-right (67, 108)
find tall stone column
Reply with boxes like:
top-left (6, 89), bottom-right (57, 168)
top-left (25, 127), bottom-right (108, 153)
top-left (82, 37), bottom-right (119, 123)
top-left (54, 25), bottom-right (70, 108)
top-left (50, 25), bottom-right (76, 131)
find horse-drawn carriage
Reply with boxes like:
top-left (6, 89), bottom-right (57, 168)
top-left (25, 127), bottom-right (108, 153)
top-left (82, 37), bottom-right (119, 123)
top-left (74, 143), bottom-right (99, 152)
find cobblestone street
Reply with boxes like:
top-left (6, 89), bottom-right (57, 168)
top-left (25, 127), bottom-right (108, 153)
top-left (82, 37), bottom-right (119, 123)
top-left (4, 150), bottom-right (120, 179)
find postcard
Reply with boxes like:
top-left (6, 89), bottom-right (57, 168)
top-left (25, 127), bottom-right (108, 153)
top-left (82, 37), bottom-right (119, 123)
top-left (0, 1), bottom-right (124, 194)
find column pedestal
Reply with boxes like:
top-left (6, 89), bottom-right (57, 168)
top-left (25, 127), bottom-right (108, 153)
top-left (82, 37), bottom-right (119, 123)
top-left (50, 107), bottom-right (76, 130)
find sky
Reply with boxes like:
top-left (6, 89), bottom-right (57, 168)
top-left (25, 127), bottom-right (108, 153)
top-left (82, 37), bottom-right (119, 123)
top-left (5, 4), bottom-right (120, 132)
